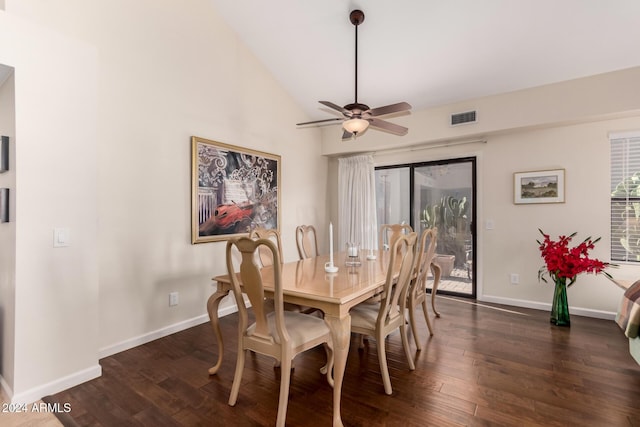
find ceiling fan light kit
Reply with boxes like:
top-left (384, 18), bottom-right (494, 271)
top-left (343, 118), bottom-right (369, 135)
top-left (296, 9), bottom-right (411, 141)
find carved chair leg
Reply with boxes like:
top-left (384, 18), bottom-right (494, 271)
top-left (376, 331), bottom-right (393, 395)
top-left (228, 348), bottom-right (246, 406)
top-left (421, 299), bottom-right (434, 336)
top-left (276, 357), bottom-right (292, 427)
top-left (430, 263), bottom-right (442, 318)
top-left (408, 300), bottom-right (421, 351)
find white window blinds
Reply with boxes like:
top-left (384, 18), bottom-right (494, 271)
top-left (611, 132), bottom-right (640, 262)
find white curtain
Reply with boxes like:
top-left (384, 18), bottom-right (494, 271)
top-left (338, 154), bottom-right (378, 252)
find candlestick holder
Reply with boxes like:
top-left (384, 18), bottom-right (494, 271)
top-left (366, 249), bottom-right (377, 260)
top-left (324, 261), bottom-right (338, 273)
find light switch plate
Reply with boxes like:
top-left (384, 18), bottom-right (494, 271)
top-left (54, 227), bottom-right (70, 247)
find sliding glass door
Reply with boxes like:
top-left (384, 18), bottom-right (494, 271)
top-left (375, 157), bottom-right (476, 298)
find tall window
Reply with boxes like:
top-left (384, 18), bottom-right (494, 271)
top-left (611, 132), bottom-right (640, 262)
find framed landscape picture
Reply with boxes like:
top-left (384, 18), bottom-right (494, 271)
top-left (514, 169), bottom-right (565, 204)
top-left (191, 136), bottom-right (281, 243)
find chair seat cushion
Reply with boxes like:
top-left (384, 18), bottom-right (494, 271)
top-left (257, 311), bottom-right (330, 347)
top-left (350, 303), bottom-right (380, 330)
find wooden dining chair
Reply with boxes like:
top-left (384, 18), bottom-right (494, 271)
top-left (407, 227), bottom-right (438, 350)
top-left (249, 227), bottom-right (283, 267)
top-left (379, 223), bottom-right (413, 252)
top-left (350, 232), bottom-right (417, 395)
top-left (360, 223), bottom-right (414, 307)
top-left (226, 237), bottom-right (334, 427)
top-left (250, 227), bottom-right (318, 315)
top-left (295, 225), bottom-right (319, 259)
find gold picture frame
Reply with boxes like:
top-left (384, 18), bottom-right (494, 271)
top-left (514, 169), bottom-right (565, 204)
top-left (191, 136), bottom-right (281, 243)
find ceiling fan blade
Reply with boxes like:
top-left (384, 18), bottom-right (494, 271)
top-left (368, 102), bottom-right (412, 117)
top-left (296, 117), bottom-right (343, 126)
top-left (369, 118), bottom-right (408, 136)
top-left (342, 129), bottom-right (354, 140)
top-left (319, 101), bottom-right (349, 115)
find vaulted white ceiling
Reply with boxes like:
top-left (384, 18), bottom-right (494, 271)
top-left (210, 0), bottom-right (640, 125)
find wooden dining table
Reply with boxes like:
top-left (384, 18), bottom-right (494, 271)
top-left (207, 250), bottom-right (393, 427)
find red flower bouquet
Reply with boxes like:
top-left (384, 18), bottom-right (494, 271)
top-left (537, 229), bottom-right (612, 286)
top-left (537, 229), bottom-right (613, 326)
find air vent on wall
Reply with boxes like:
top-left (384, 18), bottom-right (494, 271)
top-left (451, 110), bottom-right (477, 126)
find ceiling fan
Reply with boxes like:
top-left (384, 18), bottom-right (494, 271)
top-left (296, 9), bottom-right (412, 140)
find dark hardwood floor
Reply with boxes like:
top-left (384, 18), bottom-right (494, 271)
top-left (44, 296), bottom-right (640, 426)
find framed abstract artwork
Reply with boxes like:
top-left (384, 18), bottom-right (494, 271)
top-left (514, 169), bottom-right (565, 204)
top-left (191, 136), bottom-right (281, 243)
top-left (1, 136), bottom-right (8, 172)
top-left (0, 188), bottom-right (8, 222)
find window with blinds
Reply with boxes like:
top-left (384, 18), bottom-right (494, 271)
top-left (611, 132), bottom-right (640, 262)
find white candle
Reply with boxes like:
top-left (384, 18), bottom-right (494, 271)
top-left (367, 223), bottom-right (376, 260)
top-left (329, 222), bottom-right (334, 265)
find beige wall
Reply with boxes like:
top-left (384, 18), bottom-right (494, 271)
top-left (1, 0), bottom-right (328, 403)
top-left (325, 69), bottom-right (640, 316)
top-left (321, 67), bottom-right (640, 155)
top-left (0, 8), bottom-right (100, 403)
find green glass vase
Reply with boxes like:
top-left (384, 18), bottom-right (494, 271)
top-left (550, 277), bottom-right (570, 326)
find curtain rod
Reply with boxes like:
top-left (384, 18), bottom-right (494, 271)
top-left (373, 138), bottom-right (487, 156)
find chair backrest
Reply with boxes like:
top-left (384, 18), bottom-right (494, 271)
top-left (295, 225), bottom-right (319, 259)
top-left (249, 228), bottom-right (283, 267)
top-left (378, 232), bottom-right (417, 328)
top-left (380, 223), bottom-right (413, 252)
top-left (226, 237), bottom-right (289, 352)
top-left (412, 227), bottom-right (438, 299)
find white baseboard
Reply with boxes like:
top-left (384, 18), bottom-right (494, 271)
top-left (6, 364), bottom-right (102, 405)
top-left (0, 375), bottom-right (13, 400)
top-left (2, 303), bottom-right (244, 405)
top-left (478, 295), bottom-right (617, 320)
top-left (98, 303), bottom-right (239, 359)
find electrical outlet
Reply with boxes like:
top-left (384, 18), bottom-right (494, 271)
top-left (510, 273), bottom-right (519, 285)
top-left (169, 292), bottom-right (179, 306)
